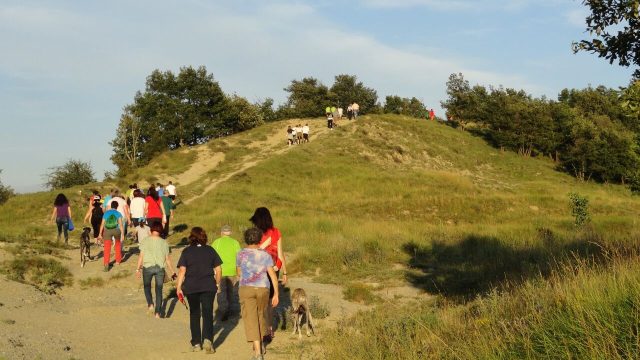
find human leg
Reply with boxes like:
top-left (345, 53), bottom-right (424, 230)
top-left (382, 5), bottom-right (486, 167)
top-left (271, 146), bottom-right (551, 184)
top-left (186, 292), bottom-right (203, 346)
top-left (103, 239), bottom-right (112, 267)
top-left (153, 267), bottom-right (165, 315)
top-left (200, 291), bottom-right (215, 345)
top-left (142, 266), bottom-right (154, 308)
top-left (217, 277), bottom-right (231, 319)
top-left (114, 239), bottom-right (122, 264)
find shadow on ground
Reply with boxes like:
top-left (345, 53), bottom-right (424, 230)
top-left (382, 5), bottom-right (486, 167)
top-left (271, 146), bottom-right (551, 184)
top-left (403, 229), bottom-right (618, 301)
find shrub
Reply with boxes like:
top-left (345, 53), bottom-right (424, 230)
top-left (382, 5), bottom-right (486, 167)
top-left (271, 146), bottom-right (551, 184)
top-left (309, 295), bottom-right (331, 319)
top-left (78, 277), bottom-right (105, 289)
top-left (1, 256), bottom-right (73, 294)
top-left (44, 159), bottom-right (96, 190)
top-left (343, 283), bottom-right (381, 304)
top-left (569, 192), bottom-right (591, 227)
top-left (0, 170), bottom-right (14, 205)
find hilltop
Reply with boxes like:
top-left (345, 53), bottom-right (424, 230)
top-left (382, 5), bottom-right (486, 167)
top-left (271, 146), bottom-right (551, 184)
top-left (1, 114), bottom-right (640, 359)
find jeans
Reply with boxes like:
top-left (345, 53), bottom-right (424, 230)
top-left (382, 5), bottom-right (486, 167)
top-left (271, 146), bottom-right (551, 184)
top-left (143, 265), bottom-right (165, 315)
top-left (56, 217), bottom-right (69, 242)
top-left (217, 276), bottom-right (238, 317)
top-left (185, 291), bottom-right (216, 346)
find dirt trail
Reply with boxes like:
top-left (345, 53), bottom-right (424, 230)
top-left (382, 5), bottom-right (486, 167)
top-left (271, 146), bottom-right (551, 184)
top-left (158, 146), bottom-right (226, 187)
top-left (0, 243), bottom-right (372, 360)
top-left (185, 118), bottom-right (339, 205)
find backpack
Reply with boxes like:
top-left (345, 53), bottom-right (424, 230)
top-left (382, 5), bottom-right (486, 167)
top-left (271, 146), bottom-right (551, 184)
top-left (104, 212), bottom-right (118, 229)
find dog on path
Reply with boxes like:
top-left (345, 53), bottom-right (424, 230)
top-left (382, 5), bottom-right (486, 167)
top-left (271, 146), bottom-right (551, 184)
top-left (290, 288), bottom-right (315, 339)
top-left (80, 227), bottom-right (92, 267)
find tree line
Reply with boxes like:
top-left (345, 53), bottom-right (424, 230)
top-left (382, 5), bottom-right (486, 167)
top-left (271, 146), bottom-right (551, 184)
top-left (110, 66), bottom-right (428, 175)
top-left (442, 73), bottom-right (640, 184)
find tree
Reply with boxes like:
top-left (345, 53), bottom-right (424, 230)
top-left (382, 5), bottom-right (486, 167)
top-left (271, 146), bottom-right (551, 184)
top-left (110, 108), bottom-right (143, 174)
top-left (223, 95), bottom-right (264, 132)
top-left (282, 77), bottom-right (333, 118)
top-left (329, 74), bottom-right (378, 113)
top-left (573, 1), bottom-right (640, 77)
top-left (383, 95), bottom-right (426, 118)
top-left (44, 159), bottom-right (96, 190)
top-left (0, 170), bottom-right (14, 205)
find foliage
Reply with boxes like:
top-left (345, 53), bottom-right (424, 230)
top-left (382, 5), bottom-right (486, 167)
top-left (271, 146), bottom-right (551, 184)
top-left (0, 170), bottom-right (14, 205)
top-left (441, 73), bottom-right (640, 183)
top-left (1, 256), bottom-right (73, 294)
top-left (111, 66), bottom-right (263, 174)
top-left (569, 192), bottom-right (591, 227)
top-left (78, 276), bottom-right (105, 289)
top-left (342, 283), bottom-right (381, 304)
top-left (44, 159), bottom-right (96, 190)
top-left (329, 74), bottom-right (378, 113)
top-left (280, 77), bottom-right (333, 118)
top-left (309, 295), bottom-right (331, 319)
top-left (573, 0), bottom-right (640, 77)
top-left (383, 95), bottom-right (426, 118)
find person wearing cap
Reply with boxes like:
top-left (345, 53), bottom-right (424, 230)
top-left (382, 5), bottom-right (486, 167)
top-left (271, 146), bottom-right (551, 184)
top-left (211, 225), bottom-right (242, 321)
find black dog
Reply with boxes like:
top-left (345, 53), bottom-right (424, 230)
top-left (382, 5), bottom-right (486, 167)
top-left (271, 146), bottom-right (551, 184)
top-left (80, 227), bottom-right (92, 267)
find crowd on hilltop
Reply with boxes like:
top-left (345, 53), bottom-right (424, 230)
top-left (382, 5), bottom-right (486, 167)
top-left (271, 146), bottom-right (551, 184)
top-left (50, 183), bottom-right (288, 359)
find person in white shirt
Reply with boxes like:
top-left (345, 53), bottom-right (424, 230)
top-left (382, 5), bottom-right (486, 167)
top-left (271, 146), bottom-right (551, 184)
top-left (291, 125), bottom-right (298, 144)
top-left (337, 107), bottom-right (343, 119)
top-left (166, 181), bottom-right (177, 200)
top-left (352, 102), bottom-right (360, 119)
top-left (302, 124), bottom-right (310, 143)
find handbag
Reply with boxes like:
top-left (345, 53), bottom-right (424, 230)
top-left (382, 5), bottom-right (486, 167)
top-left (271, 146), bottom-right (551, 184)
top-left (68, 217), bottom-right (75, 231)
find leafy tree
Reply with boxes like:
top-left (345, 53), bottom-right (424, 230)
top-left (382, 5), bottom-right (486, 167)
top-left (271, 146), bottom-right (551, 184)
top-left (44, 159), bottom-right (96, 190)
top-left (223, 95), bottom-right (264, 132)
top-left (282, 77), bottom-right (333, 118)
top-left (383, 95), bottom-right (426, 118)
top-left (110, 108), bottom-right (143, 174)
top-left (0, 170), bottom-right (15, 205)
top-left (329, 74), bottom-right (378, 113)
top-left (258, 98), bottom-right (278, 122)
top-left (573, 0), bottom-right (640, 77)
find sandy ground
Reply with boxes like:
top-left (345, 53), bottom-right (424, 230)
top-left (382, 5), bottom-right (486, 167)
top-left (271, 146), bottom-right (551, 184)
top-left (0, 243), bottom-right (374, 360)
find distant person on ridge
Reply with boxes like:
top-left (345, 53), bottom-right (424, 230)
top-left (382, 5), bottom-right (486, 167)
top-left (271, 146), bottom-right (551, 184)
top-left (296, 124), bottom-right (303, 144)
top-left (327, 113), bottom-right (334, 130)
top-left (287, 126), bottom-right (294, 146)
top-left (211, 225), bottom-right (241, 321)
top-left (325, 106), bottom-right (331, 117)
top-left (302, 123), bottom-right (310, 143)
top-left (429, 108), bottom-right (435, 121)
top-left (291, 125), bottom-right (298, 144)
top-left (50, 193), bottom-right (72, 244)
top-left (338, 106), bottom-right (343, 119)
top-left (347, 104), bottom-right (353, 120)
top-left (352, 102), bottom-right (360, 119)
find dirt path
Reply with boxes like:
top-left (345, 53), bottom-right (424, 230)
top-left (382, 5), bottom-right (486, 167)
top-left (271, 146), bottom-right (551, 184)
top-left (185, 118), bottom-right (341, 205)
top-left (0, 243), bottom-right (372, 360)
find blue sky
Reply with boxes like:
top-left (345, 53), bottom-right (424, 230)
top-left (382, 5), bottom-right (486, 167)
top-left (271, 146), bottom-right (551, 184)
top-left (0, 0), bottom-right (633, 192)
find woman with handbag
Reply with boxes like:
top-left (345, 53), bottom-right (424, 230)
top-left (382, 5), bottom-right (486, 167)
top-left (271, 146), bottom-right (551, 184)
top-left (50, 193), bottom-right (72, 244)
top-left (136, 221), bottom-right (176, 318)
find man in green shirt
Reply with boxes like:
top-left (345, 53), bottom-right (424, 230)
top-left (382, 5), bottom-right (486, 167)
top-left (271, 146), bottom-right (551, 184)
top-left (211, 225), bottom-right (241, 321)
top-left (160, 193), bottom-right (175, 239)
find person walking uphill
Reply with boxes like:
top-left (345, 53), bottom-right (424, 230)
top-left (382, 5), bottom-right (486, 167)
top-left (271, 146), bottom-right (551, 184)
top-left (136, 221), bottom-right (176, 318)
top-left (144, 186), bottom-right (166, 229)
top-left (98, 201), bottom-right (125, 272)
top-left (249, 207), bottom-right (287, 342)
top-left (176, 227), bottom-right (223, 353)
top-left (237, 227), bottom-right (280, 360)
top-left (50, 193), bottom-right (72, 244)
top-left (211, 225), bottom-right (242, 321)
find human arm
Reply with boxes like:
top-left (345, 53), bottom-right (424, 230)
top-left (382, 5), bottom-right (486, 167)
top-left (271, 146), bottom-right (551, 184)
top-left (118, 217), bottom-right (124, 239)
top-left (164, 243), bottom-right (176, 278)
top-left (83, 206), bottom-right (91, 223)
top-left (160, 200), bottom-right (167, 224)
top-left (144, 200), bottom-right (148, 218)
top-left (214, 265), bottom-right (222, 294)
top-left (136, 250), bottom-right (144, 279)
top-left (97, 219), bottom-right (105, 240)
top-left (68, 206), bottom-right (72, 219)
top-left (267, 266), bottom-right (279, 307)
top-left (259, 236), bottom-right (272, 249)
top-left (125, 204), bottom-right (131, 226)
top-left (277, 238), bottom-right (287, 285)
top-left (50, 207), bottom-right (57, 224)
top-left (176, 266), bottom-right (187, 298)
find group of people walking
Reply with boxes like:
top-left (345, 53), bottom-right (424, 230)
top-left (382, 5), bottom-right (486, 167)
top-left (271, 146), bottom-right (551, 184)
top-left (139, 206), bottom-right (286, 360)
top-left (325, 102), bottom-right (359, 129)
top-left (51, 193), bottom-right (286, 359)
top-left (286, 124), bottom-right (310, 145)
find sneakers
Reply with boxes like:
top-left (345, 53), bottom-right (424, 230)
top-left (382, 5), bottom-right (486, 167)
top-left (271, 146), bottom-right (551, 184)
top-left (203, 339), bottom-right (215, 354)
top-left (191, 344), bottom-right (202, 352)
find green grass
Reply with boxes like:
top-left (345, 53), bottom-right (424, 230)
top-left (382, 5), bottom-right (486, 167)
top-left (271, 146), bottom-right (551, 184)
top-left (1, 255), bottom-right (73, 294)
top-left (342, 282), bottom-right (382, 305)
top-left (78, 276), bottom-right (105, 289)
top-left (2, 114), bottom-right (640, 357)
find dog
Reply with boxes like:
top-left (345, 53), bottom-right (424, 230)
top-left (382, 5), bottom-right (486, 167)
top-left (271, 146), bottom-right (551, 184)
top-left (290, 288), bottom-right (315, 339)
top-left (80, 227), bottom-right (92, 267)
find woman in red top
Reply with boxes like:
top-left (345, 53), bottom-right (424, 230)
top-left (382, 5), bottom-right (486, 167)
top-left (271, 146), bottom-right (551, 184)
top-left (250, 207), bottom-right (287, 341)
top-left (144, 186), bottom-right (166, 228)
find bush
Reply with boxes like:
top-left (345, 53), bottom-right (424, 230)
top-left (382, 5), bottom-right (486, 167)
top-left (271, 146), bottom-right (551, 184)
top-left (0, 170), bottom-right (14, 205)
top-left (569, 192), bottom-right (591, 227)
top-left (1, 256), bottom-right (73, 294)
top-left (44, 159), bottom-right (96, 190)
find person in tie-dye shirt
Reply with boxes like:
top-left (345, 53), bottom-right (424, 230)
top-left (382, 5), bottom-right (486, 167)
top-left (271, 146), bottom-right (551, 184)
top-left (236, 227), bottom-right (279, 359)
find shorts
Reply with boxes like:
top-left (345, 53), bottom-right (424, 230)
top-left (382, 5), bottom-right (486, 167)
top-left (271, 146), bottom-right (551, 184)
top-left (297, 133), bottom-right (303, 140)
top-left (132, 218), bottom-right (145, 227)
top-left (103, 227), bottom-right (122, 240)
top-left (303, 133), bottom-right (309, 140)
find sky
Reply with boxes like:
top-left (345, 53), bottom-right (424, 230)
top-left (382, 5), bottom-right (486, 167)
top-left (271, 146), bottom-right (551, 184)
top-left (0, 0), bottom-right (634, 193)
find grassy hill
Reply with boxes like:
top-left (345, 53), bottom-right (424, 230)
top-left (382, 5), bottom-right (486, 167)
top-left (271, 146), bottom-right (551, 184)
top-left (2, 114), bottom-right (640, 358)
